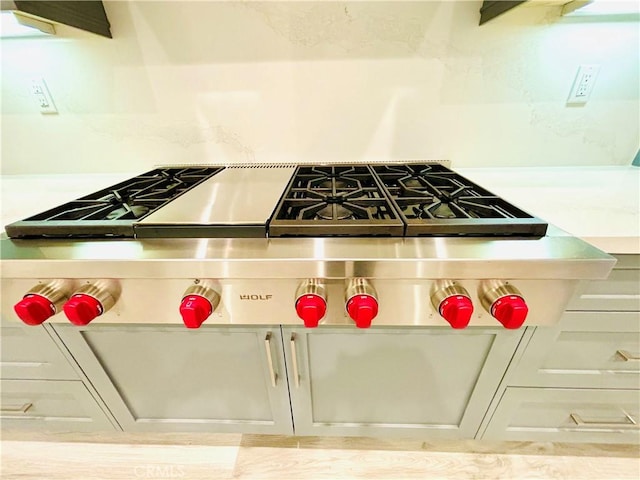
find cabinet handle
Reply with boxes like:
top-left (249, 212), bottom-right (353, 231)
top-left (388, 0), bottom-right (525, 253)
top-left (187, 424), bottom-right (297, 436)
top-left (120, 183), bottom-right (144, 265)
top-left (264, 332), bottom-right (277, 387)
top-left (570, 412), bottom-right (639, 429)
top-left (1, 403), bottom-right (32, 414)
top-left (290, 333), bottom-right (300, 388)
top-left (617, 350), bottom-right (640, 361)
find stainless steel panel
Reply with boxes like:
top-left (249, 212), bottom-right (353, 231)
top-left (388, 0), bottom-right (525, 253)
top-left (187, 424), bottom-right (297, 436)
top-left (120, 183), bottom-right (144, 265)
top-left (0, 235), bottom-right (615, 280)
top-left (136, 167), bottom-right (294, 227)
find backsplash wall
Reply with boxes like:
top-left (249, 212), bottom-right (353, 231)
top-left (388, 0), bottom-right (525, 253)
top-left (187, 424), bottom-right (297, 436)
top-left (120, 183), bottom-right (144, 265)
top-left (1, 1), bottom-right (638, 174)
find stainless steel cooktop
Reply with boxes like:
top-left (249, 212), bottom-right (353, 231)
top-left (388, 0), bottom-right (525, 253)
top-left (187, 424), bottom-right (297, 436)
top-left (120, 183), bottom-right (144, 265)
top-left (4, 163), bottom-right (548, 239)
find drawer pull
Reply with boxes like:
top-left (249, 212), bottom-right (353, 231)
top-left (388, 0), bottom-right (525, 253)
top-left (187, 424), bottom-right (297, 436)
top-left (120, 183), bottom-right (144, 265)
top-left (1, 403), bottom-right (33, 414)
top-left (570, 412), bottom-right (639, 429)
top-left (264, 332), bottom-right (277, 388)
top-left (290, 333), bottom-right (300, 389)
top-left (617, 350), bottom-right (640, 362)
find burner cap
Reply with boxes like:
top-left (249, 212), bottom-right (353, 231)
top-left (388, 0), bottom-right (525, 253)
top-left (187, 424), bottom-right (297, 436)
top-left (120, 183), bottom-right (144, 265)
top-left (106, 205), bottom-right (150, 220)
top-left (428, 203), bottom-right (457, 219)
top-left (403, 178), bottom-right (422, 188)
top-left (316, 204), bottom-right (353, 220)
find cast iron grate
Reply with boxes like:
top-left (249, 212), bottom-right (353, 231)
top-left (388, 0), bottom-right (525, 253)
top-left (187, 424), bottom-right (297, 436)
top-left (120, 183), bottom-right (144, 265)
top-left (372, 164), bottom-right (547, 237)
top-left (268, 165), bottom-right (405, 237)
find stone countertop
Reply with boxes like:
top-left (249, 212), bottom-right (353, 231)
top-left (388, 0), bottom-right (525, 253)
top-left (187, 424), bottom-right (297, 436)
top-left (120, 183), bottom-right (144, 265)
top-left (1, 166), bottom-right (638, 254)
top-left (457, 166), bottom-right (639, 255)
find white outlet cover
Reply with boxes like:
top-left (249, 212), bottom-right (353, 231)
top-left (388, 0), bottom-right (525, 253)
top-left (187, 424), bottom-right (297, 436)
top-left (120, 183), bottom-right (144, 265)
top-left (567, 65), bottom-right (600, 106)
top-left (30, 78), bottom-right (57, 114)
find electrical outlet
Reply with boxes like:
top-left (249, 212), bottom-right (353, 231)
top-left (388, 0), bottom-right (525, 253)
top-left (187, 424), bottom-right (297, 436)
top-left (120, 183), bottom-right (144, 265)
top-left (567, 65), bottom-right (600, 105)
top-left (30, 78), bottom-right (57, 114)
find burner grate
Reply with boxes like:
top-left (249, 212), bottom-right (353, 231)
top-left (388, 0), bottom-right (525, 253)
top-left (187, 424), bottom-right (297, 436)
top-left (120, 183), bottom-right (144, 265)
top-left (372, 164), bottom-right (548, 237)
top-left (268, 165), bottom-right (404, 237)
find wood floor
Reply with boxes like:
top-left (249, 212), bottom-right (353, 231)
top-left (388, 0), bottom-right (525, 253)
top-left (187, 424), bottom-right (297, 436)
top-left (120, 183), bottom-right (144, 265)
top-left (1, 431), bottom-right (639, 480)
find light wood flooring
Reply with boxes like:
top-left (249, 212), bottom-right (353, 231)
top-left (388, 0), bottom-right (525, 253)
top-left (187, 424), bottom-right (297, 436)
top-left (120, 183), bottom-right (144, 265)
top-left (1, 431), bottom-right (638, 480)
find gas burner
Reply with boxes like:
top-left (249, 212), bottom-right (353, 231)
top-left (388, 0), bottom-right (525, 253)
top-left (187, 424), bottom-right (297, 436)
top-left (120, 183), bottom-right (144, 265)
top-left (105, 205), bottom-right (150, 220)
top-left (314, 179), bottom-right (355, 190)
top-left (401, 177), bottom-right (424, 189)
top-left (316, 204), bottom-right (354, 220)
top-left (429, 203), bottom-right (457, 219)
top-left (268, 165), bottom-right (404, 237)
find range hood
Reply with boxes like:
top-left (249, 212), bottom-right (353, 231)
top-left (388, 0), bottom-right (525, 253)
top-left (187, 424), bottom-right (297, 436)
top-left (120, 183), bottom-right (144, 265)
top-left (480, 0), bottom-right (639, 24)
top-left (0, 0), bottom-right (111, 38)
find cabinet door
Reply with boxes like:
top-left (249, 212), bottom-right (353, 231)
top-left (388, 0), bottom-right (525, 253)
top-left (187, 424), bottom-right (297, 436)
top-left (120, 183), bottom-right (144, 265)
top-left (282, 326), bottom-right (523, 439)
top-left (0, 323), bottom-right (77, 380)
top-left (53, 325), bottom-right (293, 434)
top-left (483, 387), bottom-right (640, 444)
top-left (1, 380), bottom-right (116, 432)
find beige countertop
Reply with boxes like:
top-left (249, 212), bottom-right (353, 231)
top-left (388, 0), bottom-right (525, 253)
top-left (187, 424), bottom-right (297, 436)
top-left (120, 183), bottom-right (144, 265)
top-left (1, 166), bottom-right (638, 254)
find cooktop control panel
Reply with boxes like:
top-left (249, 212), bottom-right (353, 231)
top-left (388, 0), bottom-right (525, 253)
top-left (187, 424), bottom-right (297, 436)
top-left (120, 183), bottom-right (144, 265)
top-left (6, 276), bottom-right (577, 330)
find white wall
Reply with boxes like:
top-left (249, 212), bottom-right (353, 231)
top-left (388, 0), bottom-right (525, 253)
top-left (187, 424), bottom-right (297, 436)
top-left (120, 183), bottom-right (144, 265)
top-left (1, 0), bottom-right (638, 174)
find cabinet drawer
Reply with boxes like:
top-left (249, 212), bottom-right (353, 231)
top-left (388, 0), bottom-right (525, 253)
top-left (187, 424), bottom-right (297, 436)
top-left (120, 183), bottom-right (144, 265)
top-left (0, 380), bottom-right (116, 432)
top-left (0, 324), bottom-right (77, 380)
top-left (568, 269), bottom-right (640, 311)
top-left (511, 312), bottom-right (640, 389)
top-left (484, 387), bottom-right (640, 444)
top-left (612, 255), bottom-right (640, 270)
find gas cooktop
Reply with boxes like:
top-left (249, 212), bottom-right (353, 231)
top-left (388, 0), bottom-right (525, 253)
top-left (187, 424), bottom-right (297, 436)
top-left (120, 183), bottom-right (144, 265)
top-left (5, 167), bottom-right (223, 238)
top-left (4, 163), bottom-right (548, 239)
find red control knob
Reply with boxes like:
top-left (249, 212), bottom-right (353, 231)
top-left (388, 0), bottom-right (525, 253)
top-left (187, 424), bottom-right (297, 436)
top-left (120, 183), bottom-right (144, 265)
top-left (179, 295), bottom-right (212, 329)
top-left (491, 295), bottom-right (529, 329)
top-left (296, 294), bottom-right (326, 328)
top-left (439, 295), bottom-right (473, 329)
top-left (63, 294), bottom-right (103, 326)
top-left (14, 294), bottom-right (56, 326)
top-left (346, 295), bottom-right (378, 328)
